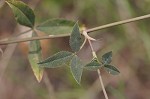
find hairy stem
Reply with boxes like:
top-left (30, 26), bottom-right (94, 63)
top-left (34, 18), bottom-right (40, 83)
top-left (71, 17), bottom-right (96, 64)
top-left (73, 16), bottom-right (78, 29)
top-left (1, 14), bottom-right (150, 45)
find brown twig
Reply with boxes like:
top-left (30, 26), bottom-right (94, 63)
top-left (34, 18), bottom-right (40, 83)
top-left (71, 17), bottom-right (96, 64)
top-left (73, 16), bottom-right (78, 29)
top-left (1, 14), bottom-right (150, 45)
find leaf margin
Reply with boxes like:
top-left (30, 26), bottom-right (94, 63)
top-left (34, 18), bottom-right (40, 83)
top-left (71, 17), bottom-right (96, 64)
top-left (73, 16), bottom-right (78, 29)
top-left (6, 0), bottom-right (35, 28)
top-left (104, 64), bottom-right (120, 75)
top-left (38, 51), bottom-right (74, 68)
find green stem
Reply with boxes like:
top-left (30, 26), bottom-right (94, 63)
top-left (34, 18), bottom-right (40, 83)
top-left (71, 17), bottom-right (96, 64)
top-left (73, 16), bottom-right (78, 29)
top-left (1, 14), bottom-right (150, 45)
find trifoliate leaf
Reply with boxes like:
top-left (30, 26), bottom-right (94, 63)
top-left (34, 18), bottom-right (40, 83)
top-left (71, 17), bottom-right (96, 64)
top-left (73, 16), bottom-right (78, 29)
top-left (28, 32), bottom-right (43, 82)
top-left (36, 19), bottom-right (75, 35)
top-left (102, 51), bottom-right (112, 64)
top-left (70, 55), bottom-right (84, 84)
top-left (38, 51), bottom-right (74, 68)
top-left (85, 58), bottom-right (102, 71)
top-left (104, 65), bottom-right (120, 75)
top-left (69, 22), bottom-right (82, 52)
top-left (6, 1), bottom-right (35, 28)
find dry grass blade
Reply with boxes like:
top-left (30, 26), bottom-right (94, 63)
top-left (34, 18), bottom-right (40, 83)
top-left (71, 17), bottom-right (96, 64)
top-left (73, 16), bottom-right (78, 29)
top-left (0, 48), bottom-right (3, 58)
top-left (0, 44), bottom-right (17, 78)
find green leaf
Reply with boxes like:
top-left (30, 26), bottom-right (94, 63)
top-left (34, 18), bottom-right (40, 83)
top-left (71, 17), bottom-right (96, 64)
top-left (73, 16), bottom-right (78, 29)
top-left (104, 65), bottom-right (120, 75)
top-left (69, 22), bottom-right (82, 52)
top-left (85, 58), bottom-right (102, 71)
top-left (38, 51), bottom-right (74, 68)
top-left (102, 51), bottom-right (112, 64)
top-left (70, 55), bottom-right (84, 84)
top-left (6, 1), bottom-right (35, 28)
top-left (28, 32), bottom-right (43, 82)
top-left (36, 19), bottom-right (75, 35)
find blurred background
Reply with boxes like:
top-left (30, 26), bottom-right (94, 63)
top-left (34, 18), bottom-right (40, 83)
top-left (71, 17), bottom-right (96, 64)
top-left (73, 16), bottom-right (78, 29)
top-left (0, 0), bottom-right (150, 99)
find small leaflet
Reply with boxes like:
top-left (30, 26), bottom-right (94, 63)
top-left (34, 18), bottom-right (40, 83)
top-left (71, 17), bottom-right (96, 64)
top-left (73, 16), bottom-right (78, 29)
top-left (85, 58), bottom-right (102, 71)
top-left (28, 32), bottom-right (43, 82)
top-left (70, 55), bottom-right (84, 84)
top-left (69, 22), bottom-right (82, 52)
top-left (38, 51), bottom-right (73, 68)
top-left (104, 65), bottom-right (120, 75)
top-left (36, 19), bottom-right (75, 35)
top-left (102, 51), bottom-right (112, 64)
top-left (6, 1), bottom-right (35, 28)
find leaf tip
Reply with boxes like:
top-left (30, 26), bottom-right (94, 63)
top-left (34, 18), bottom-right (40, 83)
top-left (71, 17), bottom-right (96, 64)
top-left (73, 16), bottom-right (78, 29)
top-left (36, 72), bottom-right (43, 83)
top-left (70, 55), bottom-right (83, 85)
top-left (104, 65), bottom-right (120, 75)
top-left (6, 0), bottom-right (35, 28)
top-left (102, 51), bottom-right (113, 64)
top-left (69, 21), bottom-right (82, 52)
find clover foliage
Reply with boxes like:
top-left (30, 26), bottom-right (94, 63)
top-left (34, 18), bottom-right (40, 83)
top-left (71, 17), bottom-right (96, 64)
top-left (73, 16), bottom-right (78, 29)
top-left (4, 0), bottom-right (120, 84)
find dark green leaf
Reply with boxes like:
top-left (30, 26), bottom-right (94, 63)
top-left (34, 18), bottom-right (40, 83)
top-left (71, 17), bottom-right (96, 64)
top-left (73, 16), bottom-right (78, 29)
top-left (69, 22), bottom-right (82, 52)
top-left (6, 1), bottom-right (35, 28)
top-left (104, 65), bottom-right (120, 75)
top-left (38, 51), bottom-right (74, 68)
top-left (28, 32), bottom-right (43, 82)
top-left (85, 58), bottom-right (102, 71)
top-left (36, 19), bottom-right (75, 35)
top-left (102, 51), bottom-right (112, 64)
top-left (70, 55), bottom-right (84, 84)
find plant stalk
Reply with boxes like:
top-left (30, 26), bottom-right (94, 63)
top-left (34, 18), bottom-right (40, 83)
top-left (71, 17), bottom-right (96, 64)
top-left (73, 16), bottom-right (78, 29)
top-left (0, 34), bottom-right (69, 44)
top-left (86, 14), bottom-right (150, 33)
top-left (1, 14), bottom-right (150, 45)
top-left (85, 30), bottom-right (109, 99)
top-left (88, 40), bottom-right (109, 99)
top-left (97, 69), bottom-right (109, 99)
top-left (0, 29), bottom-right (32, 42)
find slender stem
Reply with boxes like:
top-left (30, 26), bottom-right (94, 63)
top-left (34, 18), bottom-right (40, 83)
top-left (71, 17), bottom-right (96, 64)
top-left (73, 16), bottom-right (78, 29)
top-left (80, 38), bottom-right (87, 50)
top-left (88, 39), bottom-right (109, 99)
top-left (0, 34), bottom-right (69, 45)
top-left (1, 14), bottom-right (150, 45)
top-left (87, 39), bottom-right (94, 52)
top-left (97, 69), bottom-right (109, 99)
top-left (86, 14), bottom-right (150, 33)
top-left (13, 29), bottom-right (32, 37)
top-left (0, 29), bottom-right (32, 42)
top-left (85, 30), bottom-right (109, 99)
